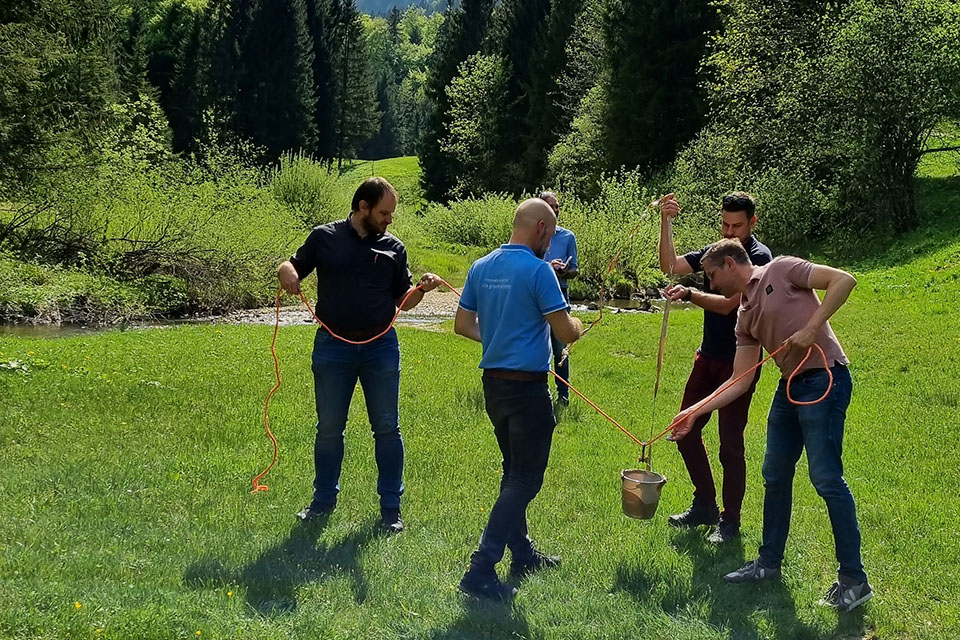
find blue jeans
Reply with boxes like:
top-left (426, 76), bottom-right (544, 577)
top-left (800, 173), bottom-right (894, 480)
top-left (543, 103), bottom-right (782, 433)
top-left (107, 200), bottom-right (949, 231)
top-left (759, 365), bottom-right (867, 583)
top-left (551, 289), bottom-right (571, 400)
top-left (471, 376), bottom-right (556, 570)
top-left (310, 327), bottom-right (403, 509)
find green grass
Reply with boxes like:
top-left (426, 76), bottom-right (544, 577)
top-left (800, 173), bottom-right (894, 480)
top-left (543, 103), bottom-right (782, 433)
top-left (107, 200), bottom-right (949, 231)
top-left (3, 198), bottom-right (960, 638)
top-left (3, 157), bottom-right (959, 638)
top-left (341, 156), bottom-right (425, 210)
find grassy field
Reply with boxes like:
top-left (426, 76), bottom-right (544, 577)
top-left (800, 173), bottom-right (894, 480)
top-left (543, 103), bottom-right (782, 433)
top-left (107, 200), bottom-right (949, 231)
top-left (3, 174), bottom-right (960, 639)
top-left (3, 148), bottom-right (959, 638)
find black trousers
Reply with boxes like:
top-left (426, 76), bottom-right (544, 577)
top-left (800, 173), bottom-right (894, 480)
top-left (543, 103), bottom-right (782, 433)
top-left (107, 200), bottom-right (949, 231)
top-left (471, 375), bottom-right (556, 571)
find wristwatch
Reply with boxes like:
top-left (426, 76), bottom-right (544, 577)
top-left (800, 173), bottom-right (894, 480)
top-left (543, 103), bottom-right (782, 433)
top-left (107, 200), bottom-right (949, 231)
top-left (681, 288), bottom-right (693, 302)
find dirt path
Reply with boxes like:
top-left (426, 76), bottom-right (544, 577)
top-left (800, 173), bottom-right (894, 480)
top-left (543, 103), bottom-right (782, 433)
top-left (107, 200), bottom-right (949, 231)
top-left (219, 290), bottom-right (463, 327)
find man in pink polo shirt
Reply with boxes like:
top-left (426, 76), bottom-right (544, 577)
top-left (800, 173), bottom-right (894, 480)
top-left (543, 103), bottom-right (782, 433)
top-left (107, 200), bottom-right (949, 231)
top-left (668, 239), bottom-right (873, 613)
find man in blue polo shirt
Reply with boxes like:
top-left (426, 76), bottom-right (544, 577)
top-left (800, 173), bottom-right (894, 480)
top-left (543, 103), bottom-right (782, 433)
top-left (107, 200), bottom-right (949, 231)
top-left (454, 198), bottom-right (584, 600)
top-left (541, 191), bottom-right (579, 406)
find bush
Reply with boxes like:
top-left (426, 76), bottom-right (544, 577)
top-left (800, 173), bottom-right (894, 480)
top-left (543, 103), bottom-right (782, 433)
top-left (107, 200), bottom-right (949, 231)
top-left (0, 253), bottom-right (147, 324)
top-left (1, 146), bottom-right (303, 318)
top-left (269, 153), bottom-right (353, 227)
top-left (675, 0), bottom-right (960, 252)
top-left (418, 169), bottom-right (718, 299)
top-left (421, 193), bottom-right (517, 249)
top-left (558, 170), bottom-right (663, 298)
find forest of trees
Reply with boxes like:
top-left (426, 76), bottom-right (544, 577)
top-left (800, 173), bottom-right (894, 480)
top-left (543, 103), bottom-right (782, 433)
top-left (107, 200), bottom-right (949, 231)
top-left (2, 0), bottom-right (959, 244)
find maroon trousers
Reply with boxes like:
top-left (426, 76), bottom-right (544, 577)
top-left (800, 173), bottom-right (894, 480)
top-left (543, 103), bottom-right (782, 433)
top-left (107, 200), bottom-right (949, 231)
top-left (677, 351), bottom-right (760, 525)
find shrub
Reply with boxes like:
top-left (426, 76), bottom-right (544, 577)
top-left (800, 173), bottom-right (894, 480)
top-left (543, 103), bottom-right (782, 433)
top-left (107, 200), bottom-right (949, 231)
top-left (269, 153), bottom-right (353, 227)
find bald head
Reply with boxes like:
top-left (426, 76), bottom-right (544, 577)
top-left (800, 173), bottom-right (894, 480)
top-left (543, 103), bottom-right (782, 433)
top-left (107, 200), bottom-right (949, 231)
top-left (514, 198), bottom-right (556, 230)
top-left (510, 198), bottom-right (557, 258)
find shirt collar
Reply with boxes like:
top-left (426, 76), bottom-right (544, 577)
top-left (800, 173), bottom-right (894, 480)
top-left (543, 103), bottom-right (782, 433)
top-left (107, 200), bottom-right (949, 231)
top-left (747, 264), bottom-right (765, 284)
top-left (500, 244), bottom-right (536, 256)
top-left (346, 213), bottom-right (383, 241)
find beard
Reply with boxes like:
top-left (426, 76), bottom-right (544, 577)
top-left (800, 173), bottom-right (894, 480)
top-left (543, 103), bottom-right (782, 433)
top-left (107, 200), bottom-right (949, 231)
top-left (361, 215), bottom-right (384, 236)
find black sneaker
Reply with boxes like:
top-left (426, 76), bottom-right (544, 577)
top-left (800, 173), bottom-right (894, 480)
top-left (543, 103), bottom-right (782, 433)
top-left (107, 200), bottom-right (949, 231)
top-left (819, 576), bottom-right (874, 612)
top-left (296, 501), bottom-right (335, 522)
top-left (458, 566), bottom-right (518, 601)
top-left (707, 519), bottom-right (740, 544)
top-left (556, 396), bottom-right (569, 407)
top-left (379, 508), bottom-right (404, 534)
top-left (510, 549), bottom-right (561, 579)
top-left (668, 501), bottom-right (720, 528)
top-left (723, 558), bottom-right (781, 584)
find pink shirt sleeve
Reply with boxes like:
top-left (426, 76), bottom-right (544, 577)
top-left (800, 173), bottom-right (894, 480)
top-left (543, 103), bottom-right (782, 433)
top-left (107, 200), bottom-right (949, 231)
top-left (779, 256), bottom-right (815, 289)
top-left (735, 316), bottom-right (759, 348)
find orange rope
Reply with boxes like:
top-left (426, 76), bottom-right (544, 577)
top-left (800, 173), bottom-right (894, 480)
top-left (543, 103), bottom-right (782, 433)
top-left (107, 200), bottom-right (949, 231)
top-left (298, 278), bottom-right (461, 345)
top-left (549, 371), bottom-right (645, 447)
top-left (252, 278), bottom-right (460, 493)
top-left (642, 342), bottom-right (832, 448)
top-left (250, 290), bottom-right (283, 493)
top-left (254, 266), bottom-right (834, 490)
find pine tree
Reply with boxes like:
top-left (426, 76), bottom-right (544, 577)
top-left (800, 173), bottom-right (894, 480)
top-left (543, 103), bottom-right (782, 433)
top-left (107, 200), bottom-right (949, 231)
top-left (239, 0), bottom-right (318, 159)
top-left (419, 0), bottom-right (496, 201)
top-left (167, 12), bottom-right (205, 153)
top-left (332, 1), bottom-right (379, 166)
top-left (600, 0), bottom-right (718, 175)
top-left (489, 0), bottom-right (553, 192)
top-left (147, 0), bottom-right (202, 149)
top-left (118, 4), bottom-right (153, 101)
top-left (517, 0), bottom-right (585, 190)
top-left (304, 0), bottom-right (341, 160)
top-left (203, 0), bottom-right (257, 147)
top-left (0, 0), bottom-right (117, 189)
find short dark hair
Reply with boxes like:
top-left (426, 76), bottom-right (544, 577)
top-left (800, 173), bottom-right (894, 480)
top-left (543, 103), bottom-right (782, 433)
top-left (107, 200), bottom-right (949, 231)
top-left (721, 191), bottom-right (756, 219)
top-left (352, 177), bottom-right (397, 212)
top-left (702, 238), bottom-right (750, 268)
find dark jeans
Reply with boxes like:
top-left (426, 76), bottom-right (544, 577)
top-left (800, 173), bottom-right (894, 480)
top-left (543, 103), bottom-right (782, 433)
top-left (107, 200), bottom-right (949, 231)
top-left (310, 327), bottom-right (403, 509)
top-left (471, 376), bottom-right (556, 571)
top-left (759, 365), bottom-right (867, 583)
top-left (550, 289), bottom-right (571, 400)
top-left (677, 351), bottom-right (760, 524)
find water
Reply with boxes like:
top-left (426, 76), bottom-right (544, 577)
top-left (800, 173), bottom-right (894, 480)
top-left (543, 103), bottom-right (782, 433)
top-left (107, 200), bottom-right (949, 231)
top-left (0, 323), bottom-right (102, 339)
top-left (0, 313), bottom-right (446, 340)
top-left (0, 298), bottom-right (679, 340)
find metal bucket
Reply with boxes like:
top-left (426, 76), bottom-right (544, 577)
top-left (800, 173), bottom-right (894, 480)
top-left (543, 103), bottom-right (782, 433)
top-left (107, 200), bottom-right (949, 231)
top-left (621, 469), bottom-right (667, 520)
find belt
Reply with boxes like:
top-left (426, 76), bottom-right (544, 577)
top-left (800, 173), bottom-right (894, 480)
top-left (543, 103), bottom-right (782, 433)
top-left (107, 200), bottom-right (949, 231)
top-left (482, 369), bottom-right (548, 382)
top-left (322, 324), bottom-right (389, 341)
top-left (793, 362), bottom-right (846, 380)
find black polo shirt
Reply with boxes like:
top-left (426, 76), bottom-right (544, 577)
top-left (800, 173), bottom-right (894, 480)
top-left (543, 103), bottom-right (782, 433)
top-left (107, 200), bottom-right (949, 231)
top-left (682, 236), bottom-right (773, 361)
top-left (289, 216), bottom-right (413, 332)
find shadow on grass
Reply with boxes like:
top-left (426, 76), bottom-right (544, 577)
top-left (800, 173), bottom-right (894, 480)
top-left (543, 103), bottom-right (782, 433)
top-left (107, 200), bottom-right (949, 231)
top-left (184, 516), bottom-right (378, 615)
top-left (614, 528), bottom-right (867, 640)
top-left (422, 597), bottom-right (542, 640)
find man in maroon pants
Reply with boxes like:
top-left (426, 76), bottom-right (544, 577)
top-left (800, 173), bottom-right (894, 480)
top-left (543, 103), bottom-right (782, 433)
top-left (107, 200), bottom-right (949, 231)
top-left (657, 192), bottom-right (772, 543)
